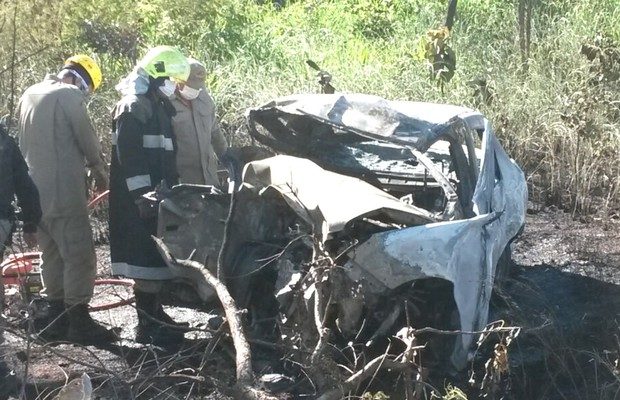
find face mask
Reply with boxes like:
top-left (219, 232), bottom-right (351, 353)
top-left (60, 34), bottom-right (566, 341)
top-left (179, 85), bottom-right (200, 100)
top-left (158, 79), bottom-right (177, 98)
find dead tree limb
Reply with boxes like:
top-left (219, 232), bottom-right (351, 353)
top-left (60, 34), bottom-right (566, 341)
top-left (445, 0), bottom-right (458, 30)
top-left (154, 237), bottom-right (251, 383)
top-left (0, 45), bottom-right (51, 76)
top-left (317, 355), bottom-right (440, 400)
top-left (128, 373), bottom-right (205, 385)
top-left (316, 355), bottom-right (400, 400)
top-left (310, 266), bottom-right (331, 366)
top-left (154, 237), bottom-right (277, 400)
top-left (7, 1), bottom-right (18, 125)
top-left (216, 168), bottom-right (237, 278)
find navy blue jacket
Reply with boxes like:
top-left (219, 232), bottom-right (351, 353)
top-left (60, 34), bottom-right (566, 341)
top-left (0, 124), bottom-right (42, 233)
top-left (109, 91), bottom-right (178, 279)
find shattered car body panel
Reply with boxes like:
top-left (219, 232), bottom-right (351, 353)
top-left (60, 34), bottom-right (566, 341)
top-left (241, 155), bottom-right (435, 239)
top-left (345, 122), bottom-right (527, 367)
top-left (157, 185), bottom-right (229, 302)
top-left (158, 93), bottom-right (527, 369)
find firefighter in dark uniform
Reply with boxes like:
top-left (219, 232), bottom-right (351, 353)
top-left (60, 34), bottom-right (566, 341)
top-left (0, 119), bottom-right (40, 395)
top-left (109, 46), bottom-right (190, 344)
top-left (1, 119), bottom-right (42, 328)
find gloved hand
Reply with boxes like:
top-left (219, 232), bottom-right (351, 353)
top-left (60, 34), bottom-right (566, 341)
top-left (135, 192), bottom-right (158, 219)
top-left (91, 167), bottom-right (109, 193)
top-left (218, 148), bottom-right (235, 166)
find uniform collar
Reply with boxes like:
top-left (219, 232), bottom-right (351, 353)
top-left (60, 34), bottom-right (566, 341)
top-left (43, 74), bottom-right (60, 83)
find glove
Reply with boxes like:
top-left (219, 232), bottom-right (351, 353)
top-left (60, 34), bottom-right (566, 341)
top-left (91, 167), bottom-right (109, 193)
top-left (135, 192), bottom-right (158, 219)
top-left (218, 148), bottom-right (235, 166)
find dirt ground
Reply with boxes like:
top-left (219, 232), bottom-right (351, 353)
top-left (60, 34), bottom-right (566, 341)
top-left (491, 206), bottom-right (620, 400)
top-left (1, 206), bottom-right (619, 399)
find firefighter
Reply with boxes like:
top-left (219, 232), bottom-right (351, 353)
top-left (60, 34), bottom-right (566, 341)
top-left (17, 55), bottom-right (118, 344)
top-left (110, 46), bottom-right (190, 345)
top-left (170, 58), bottom-right (228, 185)
top-left (0, 119), bottom-right (42, 341)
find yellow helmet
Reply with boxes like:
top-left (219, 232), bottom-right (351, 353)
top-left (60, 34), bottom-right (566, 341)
top-left (64, 54), bottom-right (103, 91)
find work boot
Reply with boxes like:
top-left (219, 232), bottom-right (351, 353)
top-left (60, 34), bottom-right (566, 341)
top-left (0, 360), bottom-right (19, 399)
top-left (135, 289), bottom-right (189, 328)
top-left (155, 304), bottom-right (190, 329)
top-left (134, 290), bottom-right (185, 346)
top-left (65, 304), bottom-right (119, 345)
top-left (36, 300), bottom-right (68, 342)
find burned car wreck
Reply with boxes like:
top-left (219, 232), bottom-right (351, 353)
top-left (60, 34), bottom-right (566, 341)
top-left (157, 93), bottom-right (527, 370)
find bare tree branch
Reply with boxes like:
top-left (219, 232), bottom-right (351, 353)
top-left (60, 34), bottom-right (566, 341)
top-left (445, 0), bottom-right (458, 30)
top-left (154, 237), bottom-right (278, 400)
top-left (7, 0), bottom-right (18, 126)
top-left (0, 45), bottom-right (51, 76)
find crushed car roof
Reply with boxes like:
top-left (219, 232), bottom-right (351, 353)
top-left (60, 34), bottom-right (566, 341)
top-left (247, 93), bottom-right (486, 151)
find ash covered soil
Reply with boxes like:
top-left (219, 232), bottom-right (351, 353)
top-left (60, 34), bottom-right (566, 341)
top-left (1, 208), bottom-right (619, 399)
top-left (492, 207), bottom-right (620, 400)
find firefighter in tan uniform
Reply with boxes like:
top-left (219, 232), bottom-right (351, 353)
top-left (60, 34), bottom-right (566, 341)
top-left (17, 55), bottom-right (118, 344)
top-left (170, 58), bottom-right (228, 185)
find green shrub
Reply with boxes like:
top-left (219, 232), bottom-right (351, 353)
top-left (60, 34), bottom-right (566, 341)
top-left (1, 0), bottom-right (618, 211)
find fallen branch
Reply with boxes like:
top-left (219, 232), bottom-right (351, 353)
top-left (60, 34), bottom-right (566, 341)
top-left (316, 355), bottom-right (438, 400)
top-left (154, 237), bottom-right (277, 400)
top-left (128, 373), bottom-right (205, 385)
top-left (316, 354), bottom-right (392, 400)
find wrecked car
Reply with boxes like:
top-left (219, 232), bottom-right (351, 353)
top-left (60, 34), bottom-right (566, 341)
top-left (157, 93), bottom-right (527, 369)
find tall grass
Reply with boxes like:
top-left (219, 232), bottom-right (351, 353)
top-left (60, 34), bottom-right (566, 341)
top-left (1, 0), bottom-right (618, 212)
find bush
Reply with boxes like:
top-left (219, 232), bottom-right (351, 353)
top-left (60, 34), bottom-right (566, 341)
top-left (1, 0), bottom-right (618, 211)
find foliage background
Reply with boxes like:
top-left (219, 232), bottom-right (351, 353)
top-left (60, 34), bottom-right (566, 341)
top-left (1, 0), bottom-right (618, 212)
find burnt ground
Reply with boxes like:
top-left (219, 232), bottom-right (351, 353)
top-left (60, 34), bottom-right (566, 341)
top-left (1, 207), bottom-right (619, 399)
top-left (488, 207), bottom-right (620, 400)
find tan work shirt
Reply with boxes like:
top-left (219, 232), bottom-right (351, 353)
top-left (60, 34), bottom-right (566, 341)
top-left (17, 75), bottom-right (105, 218)
top-left (171, 88), bottom-right (228, 185)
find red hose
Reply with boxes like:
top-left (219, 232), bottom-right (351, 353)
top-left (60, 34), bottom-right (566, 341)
top-left (2, 251), bottom-right (41, 265)
top-left (3, 254), bottom-right (135, 311)
top-left (87, 190), bottom-right (109, 209)
top-left (1, 252), bottom-right (40, 284)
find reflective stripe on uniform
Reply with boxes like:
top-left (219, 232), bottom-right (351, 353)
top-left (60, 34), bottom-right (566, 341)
top-left (111, 262), bottom-right (174, 280)
top-left (143, 135), bottom-right (173, 151)
top-left (126, 174), bottom-right (151, 191)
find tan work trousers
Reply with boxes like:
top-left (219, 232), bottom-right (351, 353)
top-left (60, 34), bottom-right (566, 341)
top-left (38, 215), bottom-right (96, 305)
